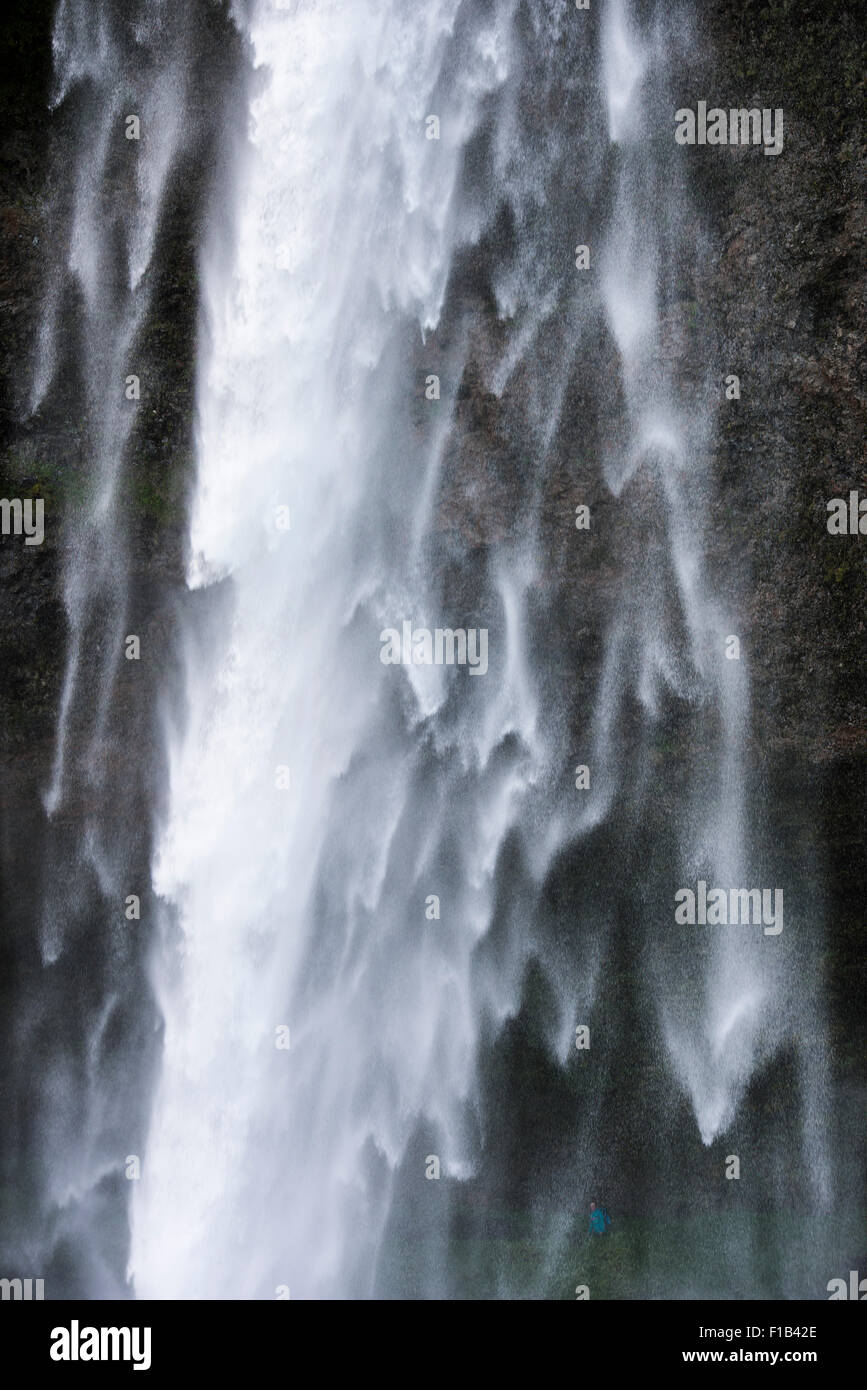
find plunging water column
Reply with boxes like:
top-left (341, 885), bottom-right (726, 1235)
top-left (127, 0), bottom-right (833, 1300)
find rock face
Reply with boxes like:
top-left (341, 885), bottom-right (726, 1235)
top-left (700, 1), bottom-right (867, 1105)
top-left (0, 0), bottom-right (864, 1294)
top-left (702, 0), bottom-right (867, 764)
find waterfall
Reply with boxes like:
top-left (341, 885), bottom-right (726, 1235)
top-left (35, 0), bottom-right (192, 841)
top-left (7, 0), bottom-right (197, 1298)
top-left (127, 0), bottom-right (836, 1300)
top-left (11, 0), bottom-right (235, 1298)
top-left (131, 0), bottom-right (549, 1301)
top-left (7, 0), bottom-right (833, 1300)
top-left (594, 1), bottom-right (831, 1200)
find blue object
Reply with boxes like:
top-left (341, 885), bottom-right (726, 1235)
top-left (589, 1208), bottom-right (607, 1233)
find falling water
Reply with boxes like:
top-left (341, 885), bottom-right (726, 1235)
top-left (8, 0), bottom-right (224, 1298)
top-left (5, 0), bottom-right (830, 1299)
top-left (594, 1), bottom-right (831, 1196)
top-left (131, 0), bottom-right (551, 1302)
top-left (35, 0), bottom-right (192, 841)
